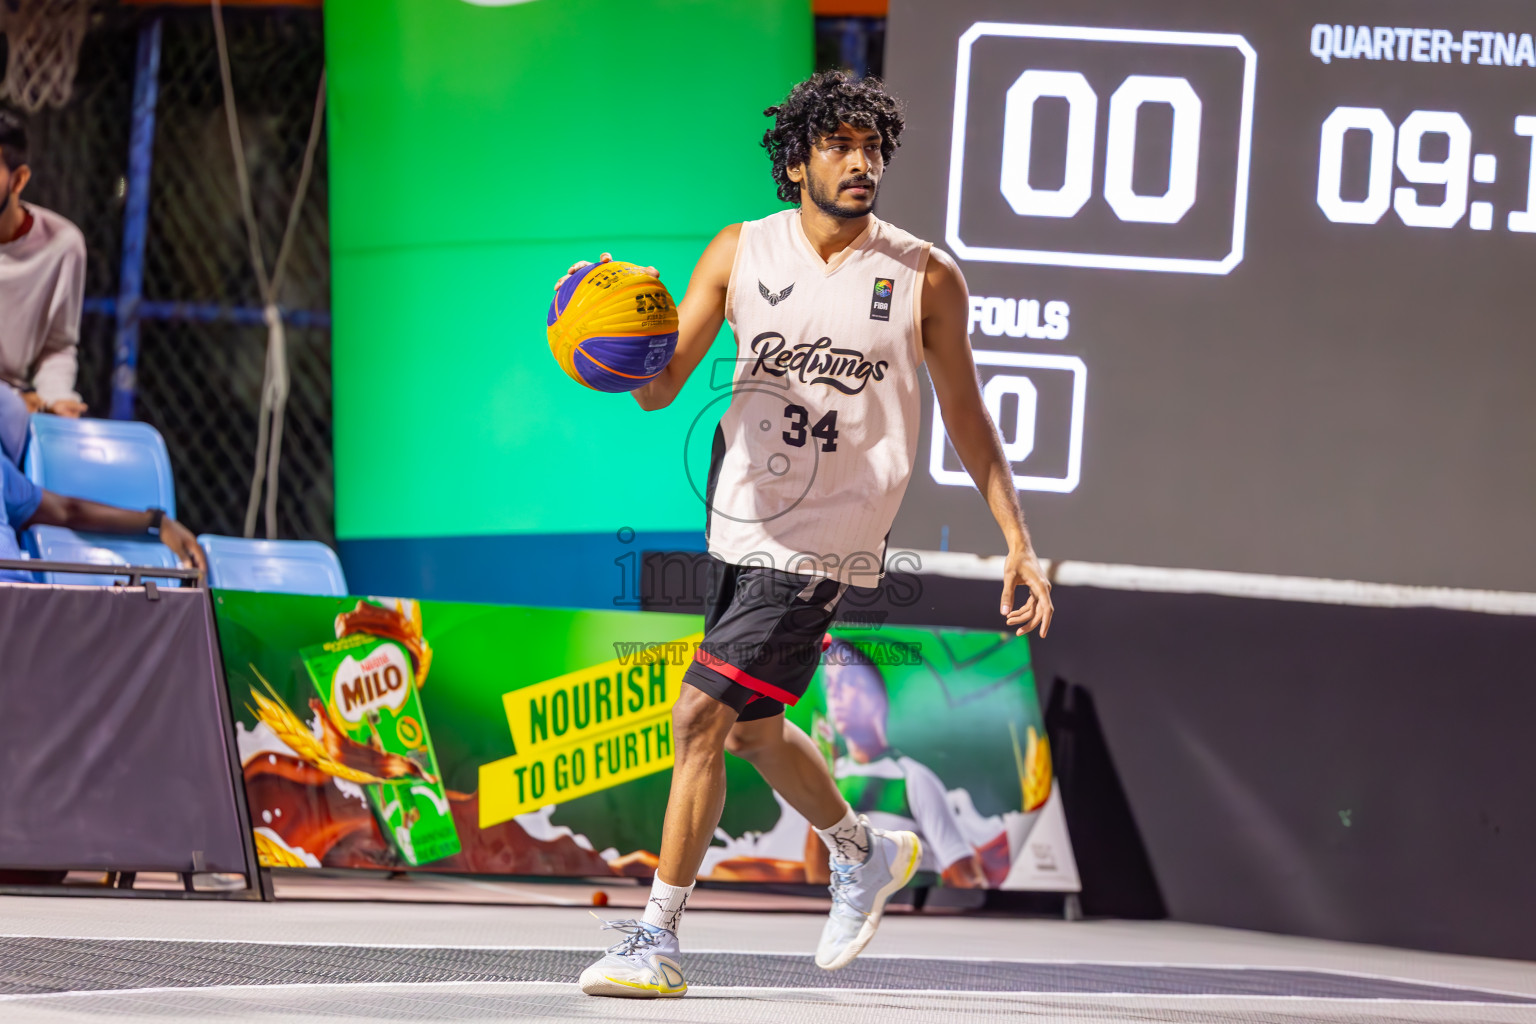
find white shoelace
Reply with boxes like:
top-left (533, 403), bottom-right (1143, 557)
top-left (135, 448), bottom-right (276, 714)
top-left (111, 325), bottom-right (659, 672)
top-left (828, 861), bottom-right (862, 912)
top-left (598, 918), bottom-right (663, 956)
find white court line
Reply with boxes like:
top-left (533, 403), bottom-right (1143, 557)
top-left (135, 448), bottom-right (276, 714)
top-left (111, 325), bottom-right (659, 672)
top-left (894, 550), bottom-right (1536, 617)
top-left (0, 979), bottom-right (1531, 1007)
top-left (0, 981), bottom-right (566, 1004)
top-left (0, 932), bottom-right (607, 952)
top-left (2, 935), bottom-right (1533, 1002)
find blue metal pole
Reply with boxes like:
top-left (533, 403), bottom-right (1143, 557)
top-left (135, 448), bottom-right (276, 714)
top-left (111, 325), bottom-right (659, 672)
top-left (110, 18), bottom-right (163, 421)
top-left (86, 297), bottom-right (333, 330)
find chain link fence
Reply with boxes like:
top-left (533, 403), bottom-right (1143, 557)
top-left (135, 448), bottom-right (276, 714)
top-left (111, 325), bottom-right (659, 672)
top-left (7, 3), bottom-right (332, 544)
top-left (7, 9), bottom-right (882, 548)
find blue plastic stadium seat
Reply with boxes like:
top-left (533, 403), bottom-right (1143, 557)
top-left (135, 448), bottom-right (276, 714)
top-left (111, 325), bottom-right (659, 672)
top-left (23, 414), bottom-right (176, 517)
top-left (25, 525), bottom-right (183, 587)
top-left (19, 416), bottom-right (181, 586)
top-left (198, 535), bottom-right (348, 596)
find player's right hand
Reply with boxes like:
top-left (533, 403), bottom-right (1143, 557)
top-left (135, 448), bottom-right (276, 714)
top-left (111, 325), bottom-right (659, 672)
top-left (553, 252), bottom-right (610, 292)
top-left (552, 252), bottom-right (660, 292)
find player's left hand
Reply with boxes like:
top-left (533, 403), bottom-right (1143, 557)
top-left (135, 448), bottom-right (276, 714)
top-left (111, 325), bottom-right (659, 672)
top-left (45, 398), bottom-right (87, 418)
top-left (1001, 545), bottom-right (1053, 637)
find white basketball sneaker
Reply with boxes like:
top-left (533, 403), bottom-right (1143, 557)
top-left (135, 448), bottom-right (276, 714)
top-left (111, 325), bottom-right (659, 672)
top-left (816, 818), bottom-right (922, 970)
top-left (578, 918), bottom-right (687, 998)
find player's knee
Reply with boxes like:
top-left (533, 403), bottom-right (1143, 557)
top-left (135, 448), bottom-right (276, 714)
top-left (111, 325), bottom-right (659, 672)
top-left (671, 686), bottom-right (736, 759)
top-left (722, 720), bottom-right (777, 761)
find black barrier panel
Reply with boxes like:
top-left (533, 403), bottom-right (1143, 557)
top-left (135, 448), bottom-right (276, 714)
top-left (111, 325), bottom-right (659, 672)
top-left (642, 552), bottom-right (1536, 960)
top-left (0, 583), bottom-right (252, 874)
top-left (1028, 587), bottom-right (1536, 962)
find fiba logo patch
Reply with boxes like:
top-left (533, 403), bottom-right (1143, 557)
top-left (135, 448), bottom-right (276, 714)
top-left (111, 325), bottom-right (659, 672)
top-left (869, 277), bottom-right (894, 321)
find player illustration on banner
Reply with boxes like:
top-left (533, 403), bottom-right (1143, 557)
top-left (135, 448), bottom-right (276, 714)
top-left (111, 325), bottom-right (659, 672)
top-left (693, 630), bottom-right (1078, 892)
top-left (815, 638), bottom-right (1000, 888)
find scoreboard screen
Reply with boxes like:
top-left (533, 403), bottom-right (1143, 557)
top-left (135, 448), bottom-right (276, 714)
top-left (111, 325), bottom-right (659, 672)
top-left (882, 0), bottom-right (1536, 592)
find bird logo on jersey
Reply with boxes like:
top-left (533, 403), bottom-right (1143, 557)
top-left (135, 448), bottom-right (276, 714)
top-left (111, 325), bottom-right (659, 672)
top-left (759, 281), bottom-right (795, 306)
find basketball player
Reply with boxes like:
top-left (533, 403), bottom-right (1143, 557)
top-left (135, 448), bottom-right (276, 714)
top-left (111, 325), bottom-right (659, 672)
top-left (565, 71), bottom-right (1053, 998)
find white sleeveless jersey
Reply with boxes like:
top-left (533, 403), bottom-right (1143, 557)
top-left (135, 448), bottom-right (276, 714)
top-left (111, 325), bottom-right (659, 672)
top-left (706, 210), bottom-right (931, 586)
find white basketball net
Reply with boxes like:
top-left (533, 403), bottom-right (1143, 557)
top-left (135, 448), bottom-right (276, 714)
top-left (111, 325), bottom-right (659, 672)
top-left (0, 0), bottom-right (89, 113)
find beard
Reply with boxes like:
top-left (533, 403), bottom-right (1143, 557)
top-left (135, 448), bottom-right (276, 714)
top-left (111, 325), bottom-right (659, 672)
top-left (806, 171), bottom-right (877, 220)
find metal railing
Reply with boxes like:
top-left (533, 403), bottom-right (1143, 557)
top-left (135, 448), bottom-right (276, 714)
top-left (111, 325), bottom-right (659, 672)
top-left (0, 558), bottom-right (204, 588)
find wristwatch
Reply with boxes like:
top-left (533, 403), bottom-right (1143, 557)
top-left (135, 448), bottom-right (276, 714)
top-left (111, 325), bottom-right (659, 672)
top-left (147, 507), bottom-right (165, 533)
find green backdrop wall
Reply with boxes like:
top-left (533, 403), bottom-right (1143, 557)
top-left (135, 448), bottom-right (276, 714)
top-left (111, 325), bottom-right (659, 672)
top-left (325, 0), bottom-right (812, 605)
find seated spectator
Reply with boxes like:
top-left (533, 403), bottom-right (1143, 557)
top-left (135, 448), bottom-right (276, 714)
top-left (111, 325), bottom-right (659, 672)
top-left (0, 107), bottom-right (88, 466)
top-left (1, 456), bottom-right (205, 583)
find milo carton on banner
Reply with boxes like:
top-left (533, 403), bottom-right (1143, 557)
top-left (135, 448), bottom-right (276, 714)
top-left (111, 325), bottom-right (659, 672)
top-left (301, 633), bottom-right (460, 866)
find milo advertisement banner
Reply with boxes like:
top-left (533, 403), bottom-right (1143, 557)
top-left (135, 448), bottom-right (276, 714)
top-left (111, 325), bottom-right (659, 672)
top-left (212, 592), bottom-right (1078, 891)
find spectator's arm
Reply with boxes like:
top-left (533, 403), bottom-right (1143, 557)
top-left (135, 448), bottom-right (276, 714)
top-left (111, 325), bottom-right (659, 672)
top-left (33, 225), bottom-right (86, 411)
top-left (23, 492), bottom-right (206, 570)
top-left (32, 347), bottom-right (83, 412)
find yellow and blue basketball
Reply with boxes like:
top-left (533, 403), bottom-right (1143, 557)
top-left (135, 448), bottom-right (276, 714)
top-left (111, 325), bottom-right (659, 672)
top-left (547, 261), bottom-right (679, 392)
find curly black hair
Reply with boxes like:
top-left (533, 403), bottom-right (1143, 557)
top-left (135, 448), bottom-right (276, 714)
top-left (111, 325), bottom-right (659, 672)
top-left (761, 71), bottom-right (905, 204)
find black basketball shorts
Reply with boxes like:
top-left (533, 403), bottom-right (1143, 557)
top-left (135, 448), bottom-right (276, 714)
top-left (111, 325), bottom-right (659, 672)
top-left (681, 556), bottom-right (850, 722)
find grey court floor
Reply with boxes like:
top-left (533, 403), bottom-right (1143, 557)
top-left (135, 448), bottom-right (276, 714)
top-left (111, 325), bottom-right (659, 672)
top-left (3, 889), bottom-right (1535, 1023)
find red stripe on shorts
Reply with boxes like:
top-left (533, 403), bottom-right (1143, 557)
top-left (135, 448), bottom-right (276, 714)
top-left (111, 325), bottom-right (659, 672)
top-left (693, 647), bottom-right (799, 705)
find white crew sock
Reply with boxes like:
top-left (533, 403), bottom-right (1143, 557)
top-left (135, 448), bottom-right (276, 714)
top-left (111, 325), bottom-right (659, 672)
top-left (816, 807), bottom-right (871, 866)
top-left (641, 876), bottom-right (694, 933)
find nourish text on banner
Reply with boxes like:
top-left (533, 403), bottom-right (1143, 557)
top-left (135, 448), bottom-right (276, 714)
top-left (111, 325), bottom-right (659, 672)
top-left (478, 633), bottom-right (703, 825)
